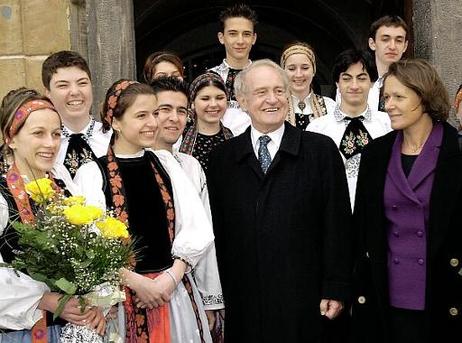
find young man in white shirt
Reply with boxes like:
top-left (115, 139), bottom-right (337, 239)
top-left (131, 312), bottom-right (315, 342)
top-left (150, 76), bottom-right (225, 333)
top-left (42, 51), bottom-right (112, 177)
top-left (368, 15), bottom-right (409, 111)
top-left (210, 4), bottom-right (257, 136)
top-left (308, 49), bottom-right (391, 208)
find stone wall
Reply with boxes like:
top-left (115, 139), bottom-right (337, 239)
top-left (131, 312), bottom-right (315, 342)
top-left (413, 0), bottom-right (462, 120)
top-left (1, 0), bottom-right (460, 119)
top-left (0, 0), bottom-right (71, 99)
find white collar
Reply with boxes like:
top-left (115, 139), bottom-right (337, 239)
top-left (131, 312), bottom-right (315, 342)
top-left (334, 105), bottom-right (372, 122)
top-left (222, 59), bottom-right (252, 70)
top-left (62, 116), bottom-right (95, 136)
top-left (291, 91), bottom-right (313, 104)
top-left (250, 123), bottom-right (285, 148)
top-left (114, 149), bottom-right (145, 159)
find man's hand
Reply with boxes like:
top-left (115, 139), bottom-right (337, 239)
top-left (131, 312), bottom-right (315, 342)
top-left (320, 299), bottom-right (343, 319)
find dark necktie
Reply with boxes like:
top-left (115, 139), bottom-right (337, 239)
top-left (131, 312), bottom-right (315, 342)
top-left (378, 97), bottom-right (385, 111)
top-left (63, 133), bottom-right (98, 177)
top-left (258, 135), bottom-right (272, 174)
top-left (339, 116), bottom-right (373, 160)
top-left (226, 68), bottom-right (240, 101)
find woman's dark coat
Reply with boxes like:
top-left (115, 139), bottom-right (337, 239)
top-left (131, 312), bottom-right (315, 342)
top-left (352, 122), bottom-right (462, 342)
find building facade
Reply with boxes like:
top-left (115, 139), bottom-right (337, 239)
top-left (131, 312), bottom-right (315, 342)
top-left (0, 0), bottom-right (461, 119)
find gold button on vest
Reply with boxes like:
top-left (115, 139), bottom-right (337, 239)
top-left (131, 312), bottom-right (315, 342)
top-left (358, 296), bottom-right (366, 304)
top-left (450, 258), bottom-right (459, 267)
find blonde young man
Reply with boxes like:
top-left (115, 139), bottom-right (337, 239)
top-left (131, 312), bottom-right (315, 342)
top-left (210, 4), bottom-right (257, 136)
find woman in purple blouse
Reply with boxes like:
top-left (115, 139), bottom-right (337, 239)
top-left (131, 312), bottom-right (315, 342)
top-left (352, 59), bottom-right (462, 343)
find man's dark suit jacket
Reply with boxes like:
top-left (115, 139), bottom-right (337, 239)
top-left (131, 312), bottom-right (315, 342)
top-left (207, 122), bottom-right (352, 342)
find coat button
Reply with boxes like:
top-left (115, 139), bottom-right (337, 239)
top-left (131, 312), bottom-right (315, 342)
top-left (449, 307), bottom-right (458, 316)
top-left (450, 258), bottom-right (459, 267)
top-left (358, 296), bottom-right (366, 304)
top-left (417, 258), bottom-right (424, 265)
top-left (392, 205), bottom-right (398, 210)
top-left (393, 257), bottom-right (400, 264)
top-left (416, 230), bottom-right (424, 237)
top-left (393, 231), bottom-right (399, 237)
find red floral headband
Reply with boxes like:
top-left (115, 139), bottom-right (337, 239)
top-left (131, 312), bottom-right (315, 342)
top-left (103, 80), bottom-right (138, 126)
top-left (8, 99), bottom-right (57, 140)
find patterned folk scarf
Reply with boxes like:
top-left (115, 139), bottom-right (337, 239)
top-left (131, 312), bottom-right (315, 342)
top-left (62, 118), bottom-right (98, 178)
top-left (6, 165), bottom-right (63, 343)
top-left (338, 109), bottom-right (373, 160)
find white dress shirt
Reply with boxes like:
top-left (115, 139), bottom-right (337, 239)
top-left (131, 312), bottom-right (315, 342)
top-left (250, 123), bottom-right (285, 161)
top-left (171, 151), bottom-right (224, 310)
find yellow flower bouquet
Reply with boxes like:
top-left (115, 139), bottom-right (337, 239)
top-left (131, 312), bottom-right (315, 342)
top-left (4, 178), bottom-right (135, 342)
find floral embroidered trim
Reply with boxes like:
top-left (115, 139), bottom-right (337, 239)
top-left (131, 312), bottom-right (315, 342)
top-left (61, 116), bottom-right (96, 143)
top-left (202, 293), bottom-right (224, 306)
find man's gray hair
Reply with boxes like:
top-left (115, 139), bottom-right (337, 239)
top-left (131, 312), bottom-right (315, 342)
top-left (234, 59), bottom-right (289, 97)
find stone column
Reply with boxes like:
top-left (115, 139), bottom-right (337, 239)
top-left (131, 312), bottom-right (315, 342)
top-left (84, 0), bottom-right (136, 116)
top-left (413, 0), bottom-right (462, 120)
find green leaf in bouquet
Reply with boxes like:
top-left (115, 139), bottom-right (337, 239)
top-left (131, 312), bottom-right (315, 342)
top-left (55, 277), bottom-right (77, 295)
top-left (28, 271), bottom-right (56, 287)
top-left (53, 294), bottom-right (72, 320)
top-left (11, 221), bottom-right (33, 233)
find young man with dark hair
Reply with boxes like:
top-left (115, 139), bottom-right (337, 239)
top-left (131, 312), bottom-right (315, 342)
top-left (210, 3), bottom-right (258, 136)
top-left (42, 50), bottom-right (111, 177)
top-left (308, 49), bottom-right (391, 208)
top-left (150, 76), bottom-right (225, 337)
top-left (368, 15), bottom-right (409, 110)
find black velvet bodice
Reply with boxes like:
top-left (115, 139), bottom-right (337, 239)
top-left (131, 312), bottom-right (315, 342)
top-left (99, 152), bottom-right (174, 273)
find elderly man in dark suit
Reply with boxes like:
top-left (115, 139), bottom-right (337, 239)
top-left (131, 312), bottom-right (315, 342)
top-left (207, 59), bottom-right (352, 342)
